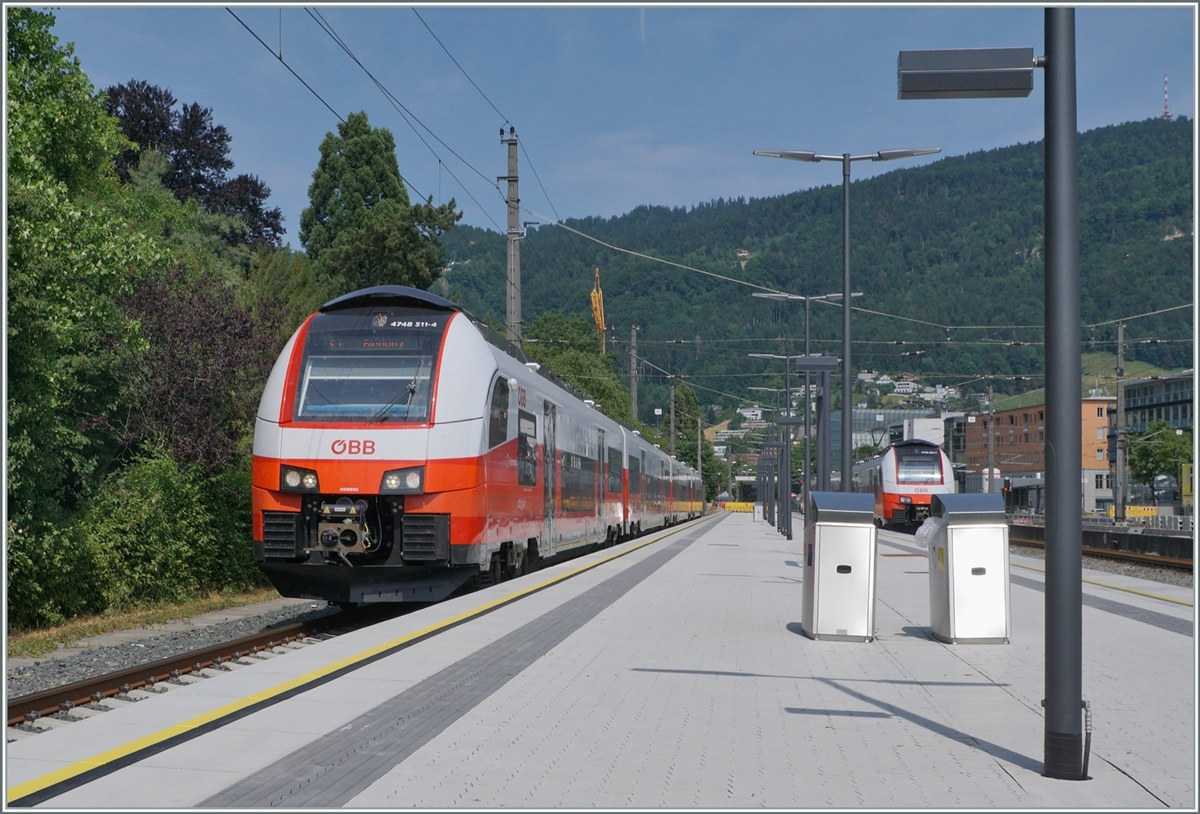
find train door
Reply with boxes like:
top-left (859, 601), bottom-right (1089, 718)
top-left (640, 450), bottom-right (648, 527)
top-left (542, 401), bottom-right (557, 557)
top-left (597, 428), bottom-right (606, 526)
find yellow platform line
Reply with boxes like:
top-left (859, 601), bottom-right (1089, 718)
top-left (1011, 561), bottom-right (1194, 607)
top-left (7, 517), bottom-right (714, 805)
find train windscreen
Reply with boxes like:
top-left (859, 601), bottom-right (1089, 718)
top-left (292, 307), bottom-right (447, 422)
top-left (894, 445), bottom-right (943, 484)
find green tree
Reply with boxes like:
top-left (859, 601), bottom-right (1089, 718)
top-left (524, 311), bottom-right (637, 428)
top-left (6, 8), bottom-right (161, 523)
top-left (299, 111), bottom-right (460, 290)
top-left (1127, 420), bottom-right (1193, 501)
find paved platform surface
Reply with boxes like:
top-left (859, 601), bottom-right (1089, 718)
top-left (5, 512), bottom-right (1195, 809)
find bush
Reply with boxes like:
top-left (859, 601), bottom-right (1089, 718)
top-left (201, 463), bottom-right (270, 593)
top-left (80, 447), bottom-right (217, 610)
top-left (5, 514), bottom-right (107, 629)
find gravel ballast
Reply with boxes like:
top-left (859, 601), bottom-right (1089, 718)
top-left (6, 602), bottom-right (338, 700)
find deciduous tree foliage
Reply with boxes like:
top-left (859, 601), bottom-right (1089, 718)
top-left (7, 12), bottom-right (278, 628)
top-left (299, 111), bottom-right (460, 290)
top-left (102, 78), bottom-right (284, 247)
top-left (1127, 420), bottom-right (1193, 497)
top-left (117, 265), bottom-right (282, 475)
top-left (6, 8), bottom-right (159, 523)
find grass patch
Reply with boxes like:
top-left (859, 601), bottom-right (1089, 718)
top-left (7, 588), bottom-right (285, 660)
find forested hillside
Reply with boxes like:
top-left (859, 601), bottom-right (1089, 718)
top-left (442, 116), bottom-right (1193, 419)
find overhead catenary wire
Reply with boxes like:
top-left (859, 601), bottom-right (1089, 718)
top-left (226, 8), bottom-right (344, 123)
top-left (228, 7), bottom-right (513, 309)
top-left (304, 8), bottom-right (504, 233)
top-left (408, 9), bottom-right (599, 277)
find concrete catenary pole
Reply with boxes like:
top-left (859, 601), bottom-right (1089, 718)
top-left (502, 128), bottom-right (521, 342)
top-left (1114, 322), bottom-right (1126, 523)
top-left (988, 385), bottom-right (996, 493)
top-left (630, 326), bottom-right (639, 421)
top-left (670, 386), bottom-right (676, 458)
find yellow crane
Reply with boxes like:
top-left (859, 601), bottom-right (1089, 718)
top-left (590, 267), bottom-right (606, 355)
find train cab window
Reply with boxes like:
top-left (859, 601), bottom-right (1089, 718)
top-left (517, 409), bottom-right (537, 486)
top-left (292, 307), bottom-right (446, 422)
top-left (488, 377), bottom-right (509, 448)
top-left (894, 445), bottom-right (943, 484)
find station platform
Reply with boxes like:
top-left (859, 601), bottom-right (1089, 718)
top-left (5, 511), bottom-right (1194, 809)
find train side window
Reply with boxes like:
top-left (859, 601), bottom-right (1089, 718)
top-left (608, 447), bottom-right (622, 492)
top-left (517, 409), bottom-right (537, 486)
top-left (628, 452), bottom-right (641, 494)
top-left (488, 377), bottom-right (509, 449)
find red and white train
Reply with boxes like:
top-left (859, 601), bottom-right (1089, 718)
top-left (252, 285), bottom-right (703, 605)
top-left (851, 439), bottom-right (954, 527)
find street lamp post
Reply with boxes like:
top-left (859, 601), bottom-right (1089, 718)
top-left (754, 147), bottom-right (940, 491)
top-left (754, 291), bottom-right (861, 511)
top-left (896, 16), bottom-right (1087, 780)
top-left (751, 368), bottom-right (809, 540)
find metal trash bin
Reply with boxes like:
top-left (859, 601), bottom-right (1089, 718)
top-left (926, 493), bottom-right (1011, 644)
top-left (753, 503), bottom-right (763, 522)
top-left (801, 491), bottom-right (877, 642)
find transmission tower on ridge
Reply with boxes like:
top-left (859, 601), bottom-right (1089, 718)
top-left (1163, 73), bottom-right (1173, 121)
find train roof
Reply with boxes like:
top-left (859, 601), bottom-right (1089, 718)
top-left (319, 288), bottom-right (682, 465)
top-left (320, 285), bottom-right (461, 313)
top-left (891, 438), bottom-right (943, 448)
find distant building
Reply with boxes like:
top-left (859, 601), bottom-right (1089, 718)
top-left (893, 381), bottom-right (918, 395)
top-left (964, 396), bottom-right (1115, 512)
top-left (877, 375), bottom-right (894, 385)
top-left (735, 248), bottom-right (751, 259)
top-left (737, 405), bottom-right (765, 422)
top-left (1107, 369), bottom-right (1193, 507)
top-left (857, 370), bottom-right (878, 382)
top-left (1119, 370), bottom-right (1193, 433)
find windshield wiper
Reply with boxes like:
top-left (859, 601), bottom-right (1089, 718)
top-left (368, 359), bottom-right (424, 424)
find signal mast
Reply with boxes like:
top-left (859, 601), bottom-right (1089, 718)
top-left (1163, 73), bottom-right (1173, 121)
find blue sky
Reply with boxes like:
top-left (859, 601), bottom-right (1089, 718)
top-left (46, 4), bottom-right (1196, 241)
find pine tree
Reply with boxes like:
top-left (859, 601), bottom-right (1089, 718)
top-left (299, 111), bottom-right (460, 290)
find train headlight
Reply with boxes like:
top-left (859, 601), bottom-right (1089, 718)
top-left (380, 466), bottom-right (425, 494)
top-left (281, 466), bottom-right (320, 493)
top-left (899, 495), bottom-right (913, 504)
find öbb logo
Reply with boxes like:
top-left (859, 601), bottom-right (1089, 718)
top-left (330, 439), bottom-right (376, 455)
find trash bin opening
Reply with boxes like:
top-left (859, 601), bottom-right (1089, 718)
top-left (836, 565), bottom-right (852, 574)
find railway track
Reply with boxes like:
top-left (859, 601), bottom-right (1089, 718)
top-left (6, 604), bottom-right (409, 732)
top-left (1007, 533), bottom-right (1193, 571)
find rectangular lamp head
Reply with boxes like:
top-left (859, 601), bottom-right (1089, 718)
top-left (898, 47), bottom-right (1035, 99)
top-left (793, 356), bottom-right (840, 372)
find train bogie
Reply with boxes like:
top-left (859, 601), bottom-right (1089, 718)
top-left (252, 285), bottom-right (702, 605)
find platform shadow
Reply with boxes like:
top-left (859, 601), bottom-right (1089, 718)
top-left (784, 708), bottom-right (890, 718)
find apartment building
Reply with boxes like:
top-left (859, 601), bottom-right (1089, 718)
top-left (964, 396), bottom-right (1115, 511)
